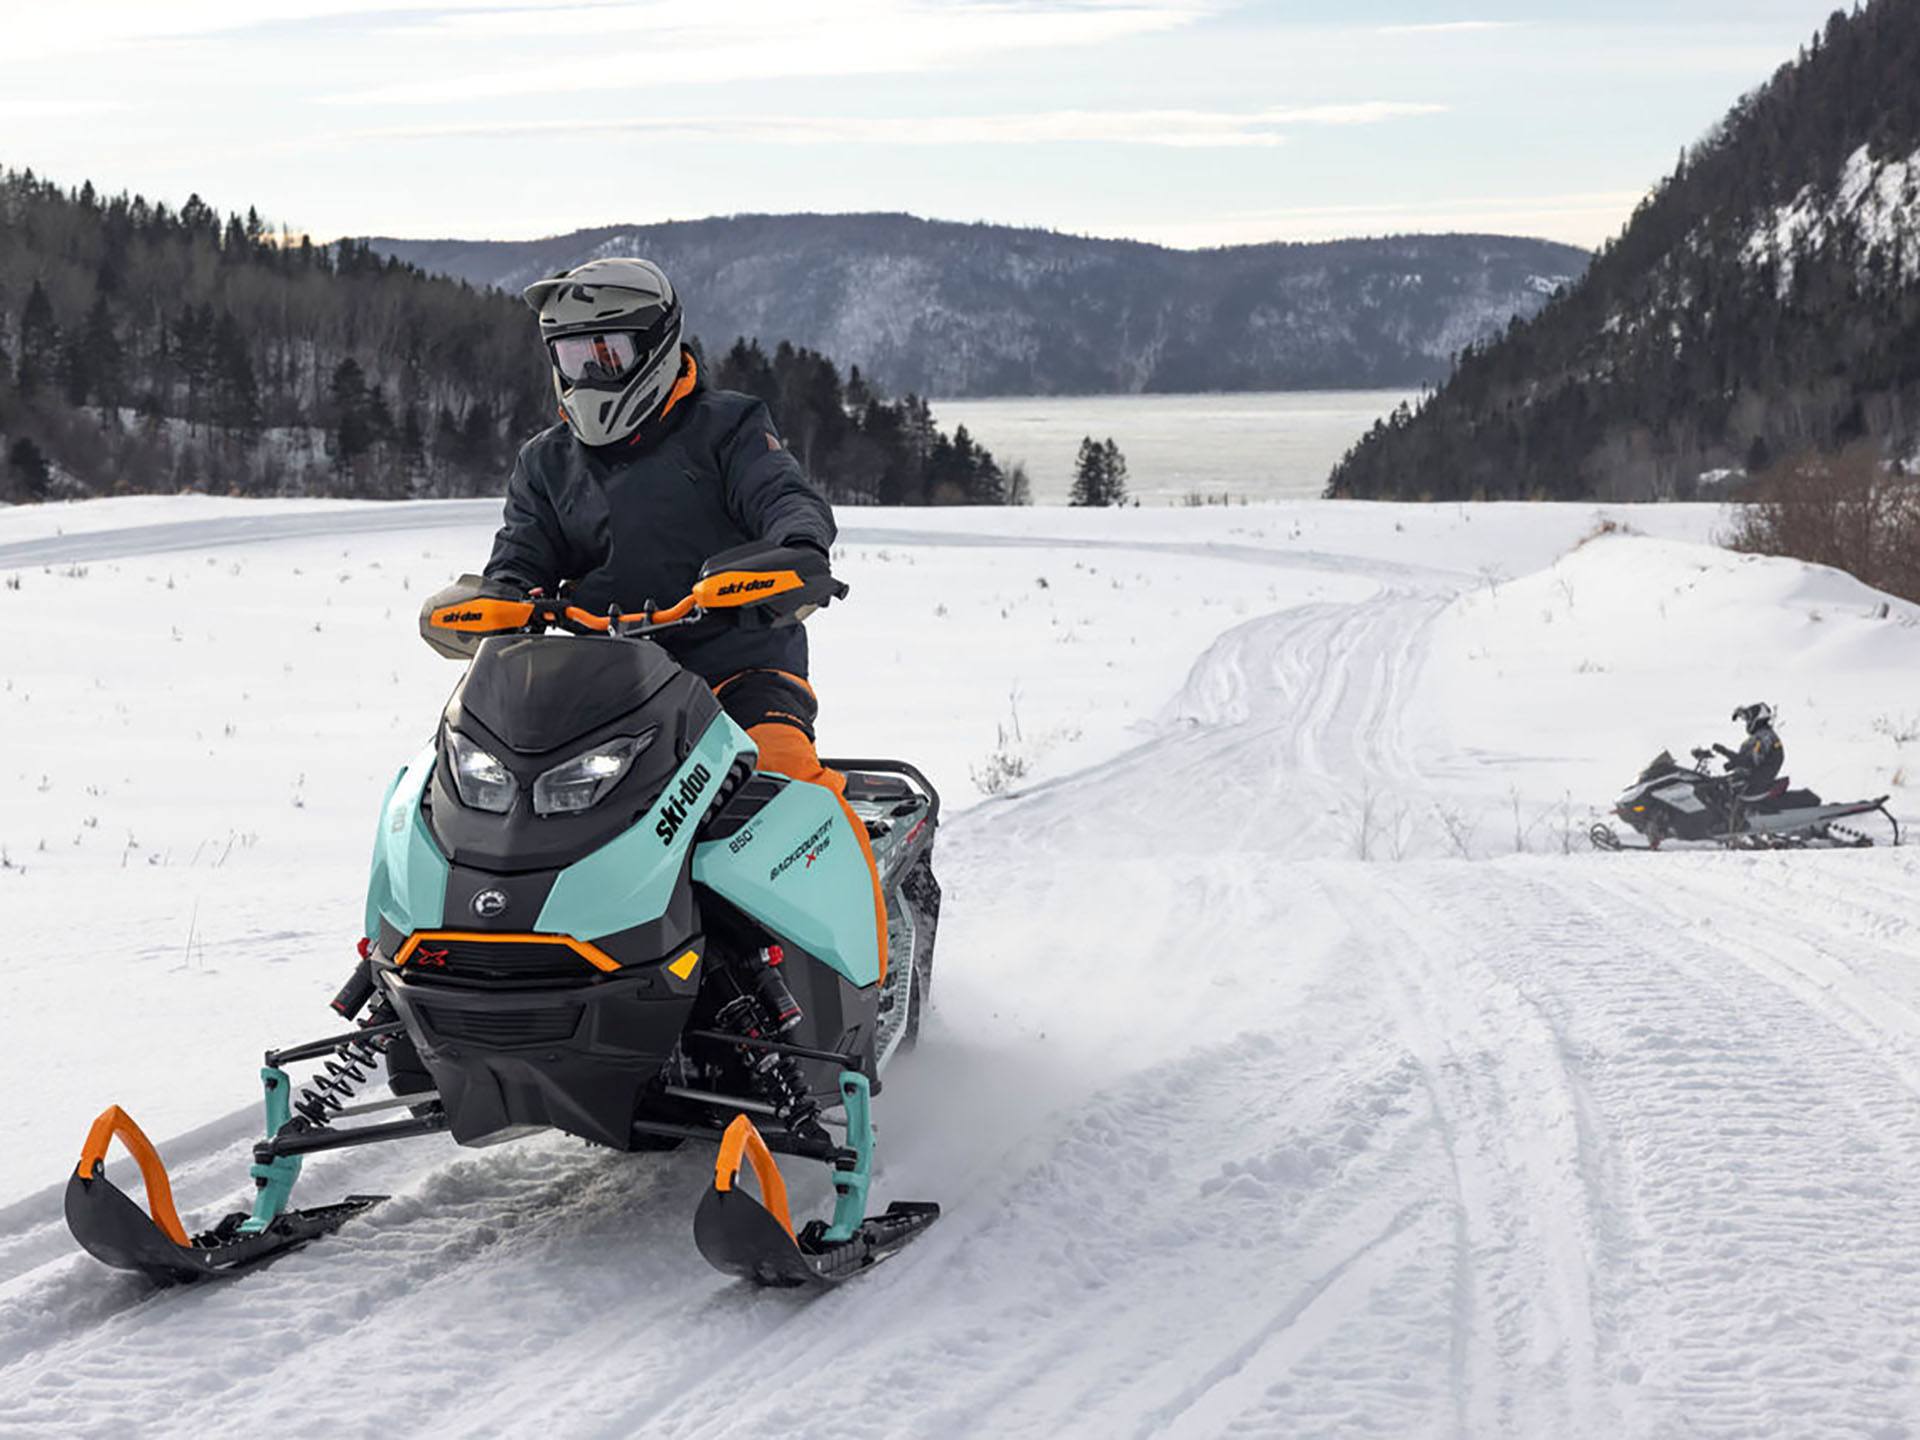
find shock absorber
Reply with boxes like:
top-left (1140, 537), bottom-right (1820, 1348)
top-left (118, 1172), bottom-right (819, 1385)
top-left (746, 945), bottom-right (802, 1034)
top-left (714, 988), bottom-right (827, 1143)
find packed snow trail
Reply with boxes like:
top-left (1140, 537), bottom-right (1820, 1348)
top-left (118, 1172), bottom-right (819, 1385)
top-left (3, 501), bottom-right (1918, 1437)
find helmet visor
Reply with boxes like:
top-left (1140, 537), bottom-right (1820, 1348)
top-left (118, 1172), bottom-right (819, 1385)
top-left (550, 331), bottom-right (644, 386)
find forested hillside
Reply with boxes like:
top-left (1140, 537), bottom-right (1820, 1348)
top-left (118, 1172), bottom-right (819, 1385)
top-left (0, 168), bottom-right (547, 503)
top-left (373, 217), bottom-right (1586, 397)
top-left (0, 169), bottom-right (1011, 506)
top-left (1327, 1), bottom-right (1920, 501)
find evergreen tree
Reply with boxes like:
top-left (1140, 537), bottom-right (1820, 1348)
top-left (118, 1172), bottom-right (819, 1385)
top-left (1101, 438), bottom-right (1129, 506)
top-left (85, 295), bottom-right (123, 412)
top-left (213, 312), bottom-right (260, 434)
top-left (18, 279), bottom-right (57, 399)
top-left (330, 357), bottom-right (374, 470)
top-left (7, 436), bottom-right (51, 500)
top-left (1070, 437), bottom-right (1106, 506)
top-left (1070, 436), bottom-right (1128, 506)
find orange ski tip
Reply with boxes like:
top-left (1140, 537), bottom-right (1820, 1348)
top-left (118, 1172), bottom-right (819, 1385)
top-left (713, 1114), bottom-right (796, 1241)
top-left (76, 1105), bottom-right (190, 1247)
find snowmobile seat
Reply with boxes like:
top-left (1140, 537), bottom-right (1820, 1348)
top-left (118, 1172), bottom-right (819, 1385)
top-left (842, 772), bottom-right (916, 805)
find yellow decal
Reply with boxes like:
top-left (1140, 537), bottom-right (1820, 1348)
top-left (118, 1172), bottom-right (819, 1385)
top-left (666, 949), bottom-right (701, 981)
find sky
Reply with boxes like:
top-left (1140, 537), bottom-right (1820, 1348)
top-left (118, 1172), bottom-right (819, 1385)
top-left (0, 0), bottom-right (1857, 251)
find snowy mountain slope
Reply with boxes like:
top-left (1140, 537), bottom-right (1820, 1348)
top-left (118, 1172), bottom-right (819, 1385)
top-left (2, 499), bottom-right (1917, 1438)
top-left (1329, 1), bottom-right (1920, 501)
top-left (370, 215), bottom-right (1587, 396)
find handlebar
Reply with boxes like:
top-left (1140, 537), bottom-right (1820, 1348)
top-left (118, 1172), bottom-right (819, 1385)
top-left (419, 554), bottom-right (845, 660)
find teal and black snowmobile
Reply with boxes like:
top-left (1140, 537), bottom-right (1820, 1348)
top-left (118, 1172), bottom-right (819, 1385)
top-left (65, 546), bottom-right (942, 1287)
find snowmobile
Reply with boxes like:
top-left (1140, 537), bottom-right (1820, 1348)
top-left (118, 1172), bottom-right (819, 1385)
top-left (1589, 745), bottom-right (1899, 851)
top-left (64, 545), bottom-right (943, 1288)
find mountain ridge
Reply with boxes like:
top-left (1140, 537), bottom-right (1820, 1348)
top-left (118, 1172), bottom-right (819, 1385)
top-left (367, 212), bottom-right (1588, 398)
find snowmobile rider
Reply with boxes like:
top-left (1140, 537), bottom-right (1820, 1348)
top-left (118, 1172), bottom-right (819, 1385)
top-left (1717, 702), bottom-right (1784, 799)
top-left (481, 256), bottom-right (886, 957)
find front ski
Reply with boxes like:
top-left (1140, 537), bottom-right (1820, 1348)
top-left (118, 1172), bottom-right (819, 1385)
top-left (64, 1105), bottom-right (384, 1286)
top-left (694, 1075), bottom-right (938, 1286)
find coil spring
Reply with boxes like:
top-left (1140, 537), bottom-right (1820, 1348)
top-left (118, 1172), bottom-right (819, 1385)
top-left (715, 994), bottom-right (824, 1137)
top-left (292, 1033), bottom-right (389, 1128)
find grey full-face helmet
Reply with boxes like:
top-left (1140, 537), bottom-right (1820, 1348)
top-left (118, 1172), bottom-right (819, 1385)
top-left (523, 257), bottom-right (685, 448)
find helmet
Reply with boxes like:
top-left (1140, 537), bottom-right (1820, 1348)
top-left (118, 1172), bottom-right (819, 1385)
top-left (1732, 702), bottom-right (1775, 734)
top-left (523, 258), bottom-right (685, 448)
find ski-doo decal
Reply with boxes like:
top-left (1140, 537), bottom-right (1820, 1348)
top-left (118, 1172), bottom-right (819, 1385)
top-left (428, 596), bottom-right (536, 634)
top-left (535, 717), bottom-right (752, 942)
top-left (365, 744), bottom-right (449, 940)
top-left (694, 780), bottom-right (882, 988)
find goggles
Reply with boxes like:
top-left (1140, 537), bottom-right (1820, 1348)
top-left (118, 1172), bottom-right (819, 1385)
top-left (550, 331), bottom-right (644, 386)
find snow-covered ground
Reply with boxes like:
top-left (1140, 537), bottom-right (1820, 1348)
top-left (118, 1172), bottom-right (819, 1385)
top-left (2, 497), bottom-right (1917, 1438)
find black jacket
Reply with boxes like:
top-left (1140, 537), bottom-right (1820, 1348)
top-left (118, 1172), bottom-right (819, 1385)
top-left (1730, 726), bottom-right (1784, 790)
top-left (485, 363), bottom-right (836, 684)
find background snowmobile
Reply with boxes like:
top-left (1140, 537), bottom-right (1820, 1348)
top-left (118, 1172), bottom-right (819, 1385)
top-left (1590, 744), bottom-right (1898, 851)
top-left (65, 545), bottom-right (943, 1288)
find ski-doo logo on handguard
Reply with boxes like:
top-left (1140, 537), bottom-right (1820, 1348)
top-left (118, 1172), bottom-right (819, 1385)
top-left (654, 763), bottom-right (714, 845)
top-left (716, 577), bottom-right (778, 598)
top-left (441, 609), bottom-right (485, 624)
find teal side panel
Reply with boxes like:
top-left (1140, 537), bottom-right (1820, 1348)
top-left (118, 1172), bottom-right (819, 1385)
top-left (538, 717), bottom-right (755, 942)
top-left (693, 779), bottom-right (882, 989)
top-left (364, 743), bottom-right (448, 939)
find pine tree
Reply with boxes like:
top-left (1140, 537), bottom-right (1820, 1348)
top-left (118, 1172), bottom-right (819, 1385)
top-left (1070, 435), bottom-right (1128, 506)
top-left (330, 357), bottom-right (373, 470)
top-left (18, 279), bottom-right (57, 398)
top-left (1101, 438), bottom-right (1129, 506)
top-left (7, 436), bottom-right (51, 500)
top-left (85, 295), bottom-right (123, 412)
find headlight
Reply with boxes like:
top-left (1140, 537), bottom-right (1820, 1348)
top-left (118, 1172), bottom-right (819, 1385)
top-left (533, 731), bottom-right (655, 817)
top-left (447, 730), bottom-right (516, 813)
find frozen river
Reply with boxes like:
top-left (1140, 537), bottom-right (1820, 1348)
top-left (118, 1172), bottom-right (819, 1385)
top-left (930, 389), bottom-right (1417, 504)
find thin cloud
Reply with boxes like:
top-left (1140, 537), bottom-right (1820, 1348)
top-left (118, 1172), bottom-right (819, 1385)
top-left (0, 99), bottom-right (128, 120)
top-left (323, 1), bottom-right (1217, 105)
top-left (314, 104), bottom-right (1446, 150)
top-left (0, 0), bottom-right (604, 64)
top-left (1376, 20), bottom-right (1521, 36)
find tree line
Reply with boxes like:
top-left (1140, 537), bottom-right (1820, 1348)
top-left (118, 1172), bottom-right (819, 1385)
top-left (702, 337), bottom-right (1026, 505)
top-left (0, 166), bottom-right (1024, 509)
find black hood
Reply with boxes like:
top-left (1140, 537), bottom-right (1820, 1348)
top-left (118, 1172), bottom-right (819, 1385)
top-left (452, 634), bottom-right (681, 755)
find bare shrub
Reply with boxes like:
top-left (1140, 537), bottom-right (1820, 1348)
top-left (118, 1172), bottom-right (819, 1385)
top-left (1873, 712), bottom-right (1920, 746)
top-left (1724, 445), bottom-right (1920, 603)
top-left (1571, 513), bottom-right (1641, 550)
